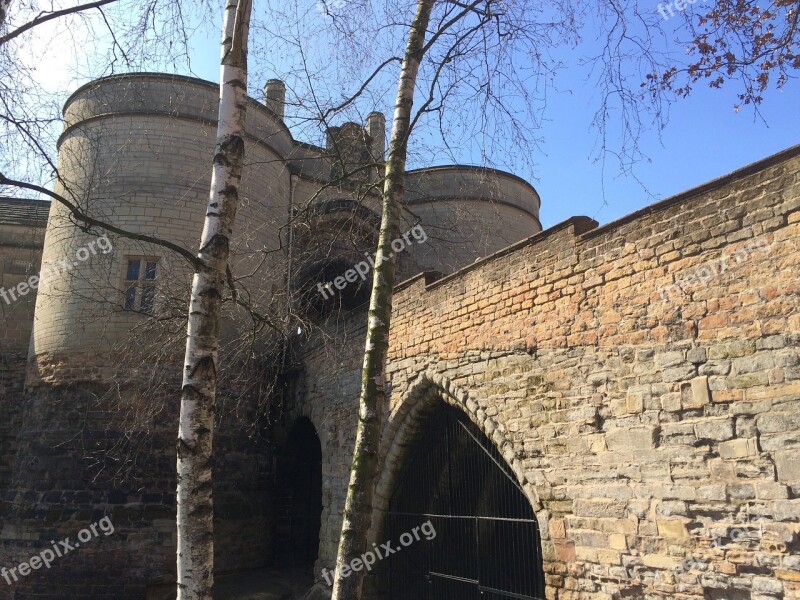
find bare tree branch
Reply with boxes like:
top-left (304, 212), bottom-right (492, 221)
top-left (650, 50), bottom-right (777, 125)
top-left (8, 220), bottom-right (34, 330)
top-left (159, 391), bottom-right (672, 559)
top-left (0, 173), bottom-right (203, 270)
top-left (0, 0), bottom-right (120, 46)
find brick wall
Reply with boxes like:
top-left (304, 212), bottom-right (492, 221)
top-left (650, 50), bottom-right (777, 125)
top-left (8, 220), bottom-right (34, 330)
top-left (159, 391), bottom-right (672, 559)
top-left (296, 145), bottom-right (800, 599)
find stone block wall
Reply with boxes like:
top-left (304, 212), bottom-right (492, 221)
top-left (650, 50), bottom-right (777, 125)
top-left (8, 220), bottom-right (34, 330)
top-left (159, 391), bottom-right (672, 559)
top-left (0, 383), bottom-right (271, 599)
top-left (0, 220), bottom-right (44, 357)
top-left (0, 356), bottom-right (26, 497)
top-left (0, 216), bottom-right (45, 498)
top-left (296, 145), bottom-right (800, 599)
top-left (285, 321), bottom-right (367, 578)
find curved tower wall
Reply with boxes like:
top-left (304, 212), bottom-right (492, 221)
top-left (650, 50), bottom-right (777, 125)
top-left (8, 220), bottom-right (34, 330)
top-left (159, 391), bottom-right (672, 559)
top-left (30, 74), bottom-right (292, 384)
top-left (3, 74), bottom-right (290, 599)
top-left (402, 167), bottom-right (542, 275)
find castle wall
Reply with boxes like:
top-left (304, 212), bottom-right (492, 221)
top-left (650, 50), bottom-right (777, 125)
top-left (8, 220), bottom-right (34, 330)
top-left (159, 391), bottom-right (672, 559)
top-left (284, 318), bottom-right (367, 578)
top-left (0, 385), bottom-right (271, 600)
top-left (0, 216), bottom-right (45, 502)
top-left (0, 221), bottom-right (44, 356)
top-left (296, 145), bottom-right (800, 599)
top-left (0, 355), bottom-right (25, 494)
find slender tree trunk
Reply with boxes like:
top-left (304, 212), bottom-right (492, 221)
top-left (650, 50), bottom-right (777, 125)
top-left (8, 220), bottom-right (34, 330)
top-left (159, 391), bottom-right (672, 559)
top-left (0, 0), bottom-right (10, 27)
top-left (331, 1), bottom-right (434, 598)
top-left (176, 1), bottom-right (251, 598)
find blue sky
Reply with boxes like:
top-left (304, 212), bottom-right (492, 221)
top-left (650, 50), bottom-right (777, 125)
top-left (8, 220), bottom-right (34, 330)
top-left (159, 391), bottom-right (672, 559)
top-left (179, 2), bottom-right (799, 231)
top-left (530, 78), bottom-right (799, 228)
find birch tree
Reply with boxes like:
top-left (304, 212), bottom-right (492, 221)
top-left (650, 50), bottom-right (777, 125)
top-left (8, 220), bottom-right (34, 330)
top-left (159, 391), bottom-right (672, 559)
top-left (330, 1), bottom-right (434, 598)
top-left (176, 0), bottom-right (252, 598)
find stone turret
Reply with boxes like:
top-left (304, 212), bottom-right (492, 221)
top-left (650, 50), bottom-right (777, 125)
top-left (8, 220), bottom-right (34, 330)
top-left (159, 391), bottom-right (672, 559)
top-left (365, 112), bottom-right (386, 183)
top-left (31, 73), bottom-right (292, 384)
top-left (264, 78), bottom-right (286, 120)
top-left (326, 121), bottom-right (374, 183)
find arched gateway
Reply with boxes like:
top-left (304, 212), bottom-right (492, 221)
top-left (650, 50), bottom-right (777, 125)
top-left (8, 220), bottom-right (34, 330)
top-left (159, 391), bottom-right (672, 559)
top-left (272, 417), bottom-right (323, 572)
top-left (379, 403), bottom-right (546, 599)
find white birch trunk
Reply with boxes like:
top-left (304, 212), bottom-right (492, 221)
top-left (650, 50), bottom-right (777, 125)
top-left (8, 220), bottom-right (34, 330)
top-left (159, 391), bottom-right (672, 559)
top-left (176, 1), bottom-right (251, 598)
top-left (331, 1), bottom-right (434, 598)
top-left (0, 0), bottom-right (10, 27)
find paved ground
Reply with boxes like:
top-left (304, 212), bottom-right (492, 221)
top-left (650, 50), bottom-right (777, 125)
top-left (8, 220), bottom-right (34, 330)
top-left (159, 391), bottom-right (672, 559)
top-left (215, 568), bottom-right (315, 600)
top-left (146, 568), bottom-right (317, 600)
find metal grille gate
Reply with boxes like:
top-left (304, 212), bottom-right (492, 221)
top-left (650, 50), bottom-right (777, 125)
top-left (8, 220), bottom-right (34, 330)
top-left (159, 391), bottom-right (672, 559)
top-left (384, 405), bottom-right (546, 599)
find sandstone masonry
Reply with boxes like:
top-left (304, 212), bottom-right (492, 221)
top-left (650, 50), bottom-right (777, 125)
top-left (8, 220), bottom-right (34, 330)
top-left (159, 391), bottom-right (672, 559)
top-left (295, 145), bottom-right (800, 600)
top-left (0, 72), bottom-right (797, 599)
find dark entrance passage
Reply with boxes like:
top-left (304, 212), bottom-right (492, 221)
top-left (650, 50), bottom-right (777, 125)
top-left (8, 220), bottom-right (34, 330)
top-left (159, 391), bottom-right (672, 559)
top-left (383, 404), bottom-right (546, 599)
top-left (273, 417), bottom-right (322, 571)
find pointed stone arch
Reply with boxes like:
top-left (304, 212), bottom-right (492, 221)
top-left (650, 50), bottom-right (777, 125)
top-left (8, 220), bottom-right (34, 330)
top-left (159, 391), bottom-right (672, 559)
top-left (369, 370), bottom-right (548, 547)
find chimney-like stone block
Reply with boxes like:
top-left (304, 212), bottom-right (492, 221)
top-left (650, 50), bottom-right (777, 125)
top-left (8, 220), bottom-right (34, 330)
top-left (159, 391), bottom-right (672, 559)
top-left (365, 111), bottom-right (386, 161)
top-left (264, 79), bottom-right (286, 120)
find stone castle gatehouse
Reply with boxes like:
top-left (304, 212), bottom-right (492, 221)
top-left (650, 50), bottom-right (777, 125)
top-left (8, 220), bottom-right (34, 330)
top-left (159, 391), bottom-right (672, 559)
top-left (0, 73), bottom-right (798, 599)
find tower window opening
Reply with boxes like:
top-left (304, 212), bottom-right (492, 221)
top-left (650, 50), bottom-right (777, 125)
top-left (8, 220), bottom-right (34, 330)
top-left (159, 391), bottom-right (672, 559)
top-left (122, 257), bottom-right (158, 314)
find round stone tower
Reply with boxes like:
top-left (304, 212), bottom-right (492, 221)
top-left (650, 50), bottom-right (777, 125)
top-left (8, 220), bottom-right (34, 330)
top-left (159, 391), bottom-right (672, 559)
top-left (30, 73), bottom-right (294, 383)
top-left (3, 73), bottom-right (295, 599)
top-left (402, 166), bottom-right (542, 275)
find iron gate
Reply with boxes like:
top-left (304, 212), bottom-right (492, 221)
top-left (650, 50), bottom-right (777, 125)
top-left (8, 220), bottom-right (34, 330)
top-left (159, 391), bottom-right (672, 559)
top-left (384, 405), bottom-right (546, 599)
